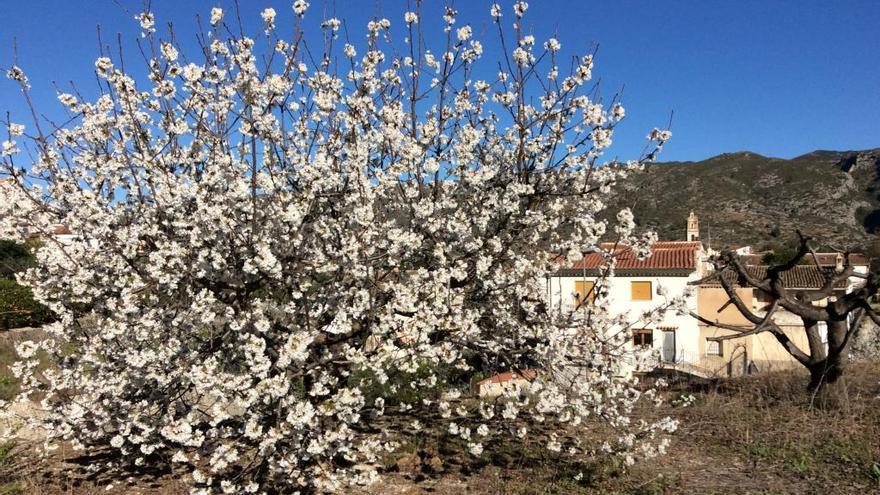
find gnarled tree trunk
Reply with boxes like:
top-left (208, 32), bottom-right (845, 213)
top-left (690, 233), bottom-right (879, 402)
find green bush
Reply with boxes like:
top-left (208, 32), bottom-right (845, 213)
top-left (0, 241), bottom-right (35, 280)
top-left (349, 360), bottom-right (475, 407)
top-left (0, 279), bottom-right (54, 330)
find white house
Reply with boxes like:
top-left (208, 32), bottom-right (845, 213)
top-left (48, 224), bottom-right (80, 245)
top-left (546, 233), bottom-right (707, 370)
top-left (546, 207), bottom-right (875, 381)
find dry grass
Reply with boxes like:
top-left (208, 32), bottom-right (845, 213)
top-left (0, 361), bottom-right (878, 494)
top-left (360, 363), bottom-right (880, 495)
top-left (0, 441), bottom-right (188, 495)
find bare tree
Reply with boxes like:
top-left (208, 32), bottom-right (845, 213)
top-left (691, 233), bottom-right (878, 392)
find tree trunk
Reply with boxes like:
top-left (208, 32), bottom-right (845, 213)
top-left (807, 320), bottom-right (848, 385)
top-left (807, 355), bottom-right (849, 409)
top-left (807, 359), bottom-right (841, 390)
top-left (809, 370), bottom-right (849, 409)
top-left (802, 318), bottom-right (826, 362)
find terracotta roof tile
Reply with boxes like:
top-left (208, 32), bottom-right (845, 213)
top-left (738, 252), bottom-right (868, 267)
top-left (50, 224), bottom-right (72, 235)
top-left (476, 370), bottom-right (538, 386)
top-left (565, 241), bottom-right (701, 272)
top-left (702, 265), bottom-right (849, 290)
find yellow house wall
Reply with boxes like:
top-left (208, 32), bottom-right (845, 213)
top-left (697, 325), bottom-right (752, 376)
top-left (696, 324), bottom-right (810, 376)
top-left (696, 287), bottom-right (752, 375)
top-left (696, 287), bottom-right (754, 325)
top-left (696, 287), bottom-right (808, 376)
top-left (749, 326), bottom-right (809, 373)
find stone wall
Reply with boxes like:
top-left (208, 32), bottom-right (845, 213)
top-left (850, 318), bottom-right (880, 362)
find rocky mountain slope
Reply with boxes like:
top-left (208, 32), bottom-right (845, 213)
top-left (609, 149), bottom-right (880, 250)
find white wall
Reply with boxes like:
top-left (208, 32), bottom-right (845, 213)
top-left (546, 271), bottom-right (702, 366)
top-left (847, 265), bottom-right (869, 294)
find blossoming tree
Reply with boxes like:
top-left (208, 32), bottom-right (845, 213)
top-left (1, 2), bottom-right (677, 492)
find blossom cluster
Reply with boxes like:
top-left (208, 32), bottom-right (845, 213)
top-left (1, 2), bottom-right (674, 493)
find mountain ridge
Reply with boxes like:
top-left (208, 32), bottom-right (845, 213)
top-left (610, 148), bottom-right (880, 250)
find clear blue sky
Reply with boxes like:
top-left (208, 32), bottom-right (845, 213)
top-left (1, 0), bottom-right (878, 162)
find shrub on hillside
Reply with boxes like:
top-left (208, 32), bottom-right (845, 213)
top-left (850, 319), bottom-right (880, 362)
top-left (0, 279), bottom-right (54, 330)
top-left (0, 240), bottom-right (35, 280)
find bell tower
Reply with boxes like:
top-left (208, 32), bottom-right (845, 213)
top-left (687, 211), bottom-right (700, 241)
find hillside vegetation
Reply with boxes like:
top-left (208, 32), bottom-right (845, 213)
top-left (611, 149), bottom-right (880, 250)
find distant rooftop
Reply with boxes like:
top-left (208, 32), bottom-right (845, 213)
top-left (738, 252), bottom-right (869, 267)
top-left (701, 265), bottom-right (851, 290)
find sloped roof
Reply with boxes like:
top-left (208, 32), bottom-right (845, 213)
top-left (810, 253), bottom-right (869, 266)
top-left (556, 241), bottom-right (701, 276)
top-left (701, 265), bottom-right (848, 290)
top-left (738, 252), bottom-right (868, 267)
top-left (50, 224), bottom-right (73, 235)
top-left (476, 370), bottom-right (538, 386)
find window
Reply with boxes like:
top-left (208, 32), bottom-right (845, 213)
top-left (573, 280), bottom-right (595, 308)
top-left (706, 339), bottom-right (723, 356)
top-left (756, 290), bottom-right (772, 302)
top-left (631, 281), bottom-right (652, 301)
top-left (633, 329), bottom-right (653, 347)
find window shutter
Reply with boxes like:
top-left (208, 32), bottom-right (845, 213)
top-left (574, 281), bottom-right (595, 307)
top-left (631, 281), bottom-right (652, 301)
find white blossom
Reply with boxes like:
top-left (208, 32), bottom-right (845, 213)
top-left (161, 42), bottom-right (179, 62)
top-left (261, 8), bottom-right (277, 31)
top-left (322, 18), bottom-right (341, 31)
top-left (135, 11), bottom-right (156, 34)
top-left (110, 435), bottom-right (124, 448)
top-left (210, 7), bottom-right (224, 26)
top-left (649, 128), bottom-right (673, 142)
top-left (7, 123), bottom-right (24, 137)
top-left (443, 7), bottom-right (457, 25)
top-left (5, 66), bottom-right (28, 85)
top-left (292, 0), bottom-right (310, 17)
top-left (513, 47), bottom-right (532, 66)
top-left (467, 442), bottom-right (484, 456)
top-left (1, 140), bottom-right (18, 156)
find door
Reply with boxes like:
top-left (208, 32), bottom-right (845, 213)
top-left (661, 330), bottom-right (676, 362)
